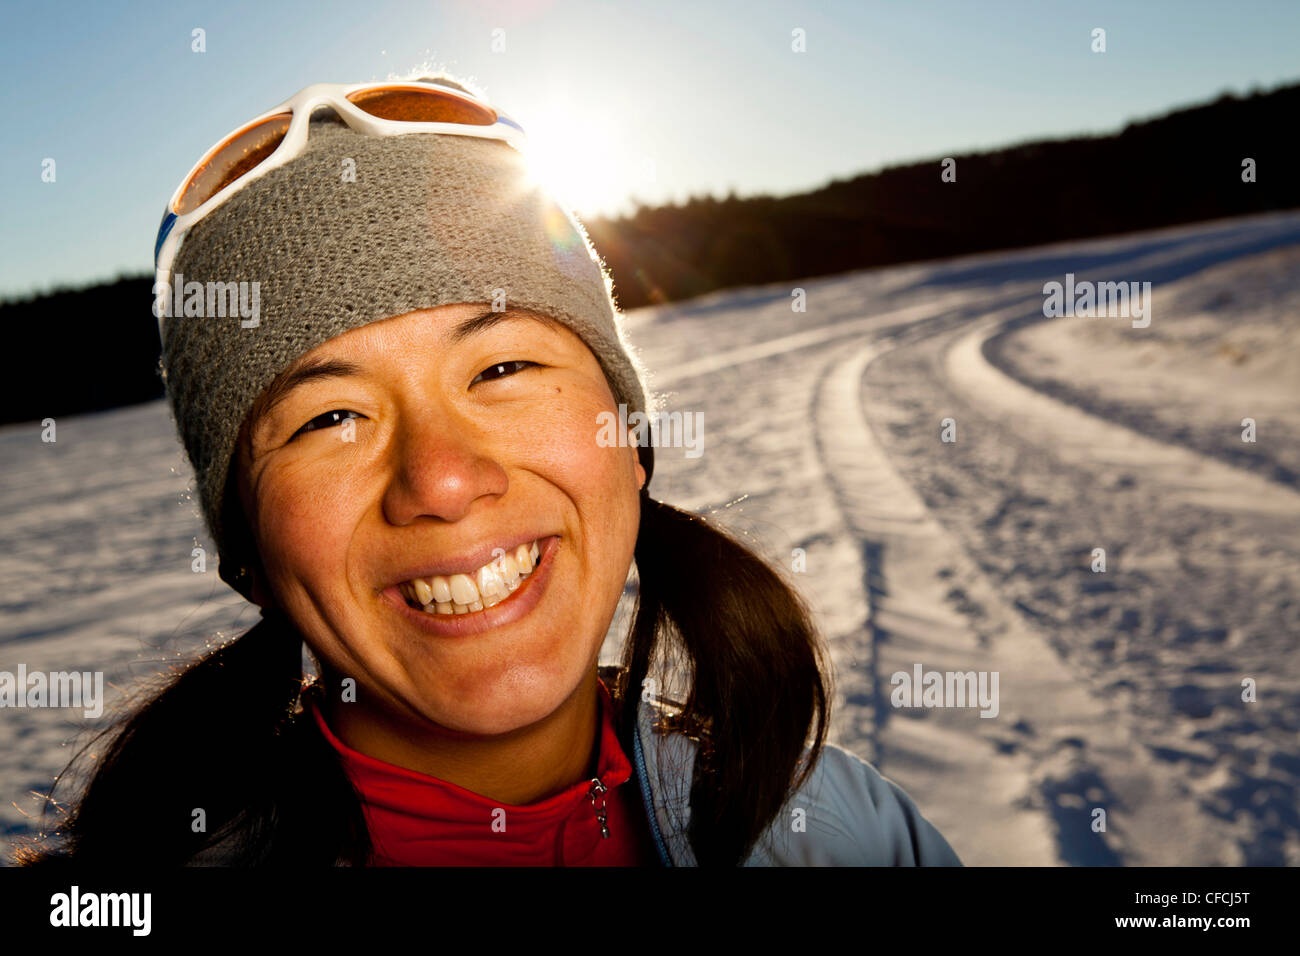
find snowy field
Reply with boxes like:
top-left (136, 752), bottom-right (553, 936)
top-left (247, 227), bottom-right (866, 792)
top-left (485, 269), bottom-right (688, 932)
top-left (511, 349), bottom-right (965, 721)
top-left (2, 210), bottom-right (1298, 865)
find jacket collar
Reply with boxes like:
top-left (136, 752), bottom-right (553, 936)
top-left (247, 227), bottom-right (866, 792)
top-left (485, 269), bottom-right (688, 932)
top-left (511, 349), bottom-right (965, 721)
top-left (630, 691), bottom-right (700, 866)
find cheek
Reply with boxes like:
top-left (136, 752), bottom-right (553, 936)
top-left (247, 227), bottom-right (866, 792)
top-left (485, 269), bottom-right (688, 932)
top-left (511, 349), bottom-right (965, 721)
top-left (251, 456), bottom-right (368, 588)
top-left (514, 382), bottom-right (629, 490)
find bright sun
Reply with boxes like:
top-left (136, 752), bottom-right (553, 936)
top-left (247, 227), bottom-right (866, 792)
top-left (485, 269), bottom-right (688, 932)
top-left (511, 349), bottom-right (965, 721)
top-left (517, 104), bottom-right (640, 219)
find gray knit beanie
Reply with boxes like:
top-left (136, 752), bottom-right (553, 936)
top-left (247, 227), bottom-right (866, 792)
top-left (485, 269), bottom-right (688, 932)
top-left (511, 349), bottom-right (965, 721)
top-left (160, 84), bottom-right (655, 599)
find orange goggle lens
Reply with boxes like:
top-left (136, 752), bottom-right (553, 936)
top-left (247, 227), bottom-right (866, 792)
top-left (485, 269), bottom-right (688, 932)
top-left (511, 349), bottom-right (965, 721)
top-left (174, 113), bottom-right (292, 216)
top-left (172, 87), bottom-right (497, 215)
top-left (346, 86), bottom-right (497, 125)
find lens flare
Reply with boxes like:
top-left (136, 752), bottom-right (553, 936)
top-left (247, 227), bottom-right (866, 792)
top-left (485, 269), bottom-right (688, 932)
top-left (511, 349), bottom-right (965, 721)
top-left (518, 105), bottom-right (632, 219)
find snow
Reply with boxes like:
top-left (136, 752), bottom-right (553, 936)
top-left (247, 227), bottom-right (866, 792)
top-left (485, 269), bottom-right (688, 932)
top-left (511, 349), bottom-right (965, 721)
top-left (3, 209), bottom-right (1299, 865)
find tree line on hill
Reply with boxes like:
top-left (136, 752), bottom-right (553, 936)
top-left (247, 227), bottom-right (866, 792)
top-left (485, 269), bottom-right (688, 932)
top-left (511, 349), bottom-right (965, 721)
top-left (3, 81), bottom-right (1296, 425)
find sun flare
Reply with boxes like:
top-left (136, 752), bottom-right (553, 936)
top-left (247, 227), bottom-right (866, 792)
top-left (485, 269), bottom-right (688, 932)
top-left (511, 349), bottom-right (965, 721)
top-left (516, 104), bottom-right (640, 219)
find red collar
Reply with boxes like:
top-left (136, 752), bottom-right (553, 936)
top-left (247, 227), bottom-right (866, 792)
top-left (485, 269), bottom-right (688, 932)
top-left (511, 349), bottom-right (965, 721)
top-left (306, 678), bottom-right (653, 865)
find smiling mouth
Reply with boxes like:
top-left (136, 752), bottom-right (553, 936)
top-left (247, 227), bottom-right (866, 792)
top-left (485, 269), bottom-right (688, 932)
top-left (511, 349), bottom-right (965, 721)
top-left (398, 539), bottom-right (542, 615)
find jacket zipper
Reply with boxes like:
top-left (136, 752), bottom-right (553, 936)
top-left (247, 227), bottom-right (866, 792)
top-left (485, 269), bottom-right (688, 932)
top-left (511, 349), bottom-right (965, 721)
top-left (588, 777), bottom-right (610, 838)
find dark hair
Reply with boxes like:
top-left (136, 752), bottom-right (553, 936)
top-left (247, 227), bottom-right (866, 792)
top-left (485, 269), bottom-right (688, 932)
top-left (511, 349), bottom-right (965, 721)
top-left (614, 492), bottom-right (830, 864)
top-left (17, 491), bottom-right (830, 867)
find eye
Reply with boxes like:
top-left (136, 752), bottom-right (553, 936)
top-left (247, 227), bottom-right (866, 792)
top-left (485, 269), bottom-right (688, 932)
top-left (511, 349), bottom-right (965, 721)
top-left (291, 409), bottom-right (364, 440)
top-left (471, 360), bottom-right (539, 385)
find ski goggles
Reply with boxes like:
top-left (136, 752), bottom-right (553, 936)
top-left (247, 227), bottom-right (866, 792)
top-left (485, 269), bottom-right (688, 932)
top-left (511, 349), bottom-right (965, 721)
top-left (153, 80), bottom-right (526, 319)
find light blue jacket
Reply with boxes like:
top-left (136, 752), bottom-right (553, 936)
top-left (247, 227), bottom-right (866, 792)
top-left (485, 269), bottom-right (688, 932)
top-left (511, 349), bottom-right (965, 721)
top-left (630, 695), bottom-right (963, 866)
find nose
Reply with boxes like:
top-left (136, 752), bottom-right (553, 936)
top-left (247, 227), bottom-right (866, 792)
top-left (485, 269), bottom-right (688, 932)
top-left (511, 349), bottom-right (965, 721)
top-left (382, 407), bottom-right (509, 526)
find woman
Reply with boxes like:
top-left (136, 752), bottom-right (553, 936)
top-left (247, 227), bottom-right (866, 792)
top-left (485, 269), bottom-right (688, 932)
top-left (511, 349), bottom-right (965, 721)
top-left (23, 75), bottom-right (961, 867)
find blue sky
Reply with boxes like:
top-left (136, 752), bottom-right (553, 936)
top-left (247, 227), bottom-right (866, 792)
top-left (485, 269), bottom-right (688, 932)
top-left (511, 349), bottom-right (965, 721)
top-left (1, 0), bottom-right (1297, 298)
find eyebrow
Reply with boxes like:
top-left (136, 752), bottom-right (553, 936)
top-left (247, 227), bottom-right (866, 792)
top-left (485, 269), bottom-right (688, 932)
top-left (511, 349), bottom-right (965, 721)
top-left (254, 358), bottom-right (362, 422)
top-left (253, 308), bottom-right (562, 420)
top-left (447, 306), bottom-right (561, 344)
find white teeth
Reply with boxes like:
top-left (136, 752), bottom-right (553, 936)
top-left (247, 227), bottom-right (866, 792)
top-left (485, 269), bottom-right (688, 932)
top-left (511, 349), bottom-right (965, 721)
top-left (500, 553), bottom-right (521, 586)
top-left (476, 562), bottom-right (506, 598)
top-left (515, 543), bottom-right (534, 574)
top-left (405, 538), bottom-right (543, 615)
top-left (448, 573), bottom-right (478, 606)
top-left (412, 578), bottom-right (433, 606)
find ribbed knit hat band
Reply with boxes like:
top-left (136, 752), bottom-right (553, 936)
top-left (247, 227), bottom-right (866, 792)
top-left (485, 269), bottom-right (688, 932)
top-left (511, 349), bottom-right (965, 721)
top-left (161, 107), bottom-right (654, 598)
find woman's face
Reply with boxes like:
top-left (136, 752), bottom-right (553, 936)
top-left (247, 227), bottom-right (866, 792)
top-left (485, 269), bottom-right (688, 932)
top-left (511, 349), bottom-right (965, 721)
top-left (237, 304), bottom-right (645, 736)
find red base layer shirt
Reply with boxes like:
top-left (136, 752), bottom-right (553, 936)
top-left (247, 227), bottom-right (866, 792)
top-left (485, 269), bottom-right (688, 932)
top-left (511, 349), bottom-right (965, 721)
top-left (305, 678), bottom-right (660, 866)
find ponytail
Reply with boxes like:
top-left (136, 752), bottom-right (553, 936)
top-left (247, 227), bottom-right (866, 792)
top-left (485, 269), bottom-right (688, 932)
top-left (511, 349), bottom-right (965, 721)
top-left (18, 610), bottom-right (370, 866)
top-left (614, 492), bottom-right (831, 866)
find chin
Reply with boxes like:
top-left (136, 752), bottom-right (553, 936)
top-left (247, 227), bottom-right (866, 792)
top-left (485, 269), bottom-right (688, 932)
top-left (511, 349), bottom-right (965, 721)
top-left (413, 659), bottom-right (589, 737)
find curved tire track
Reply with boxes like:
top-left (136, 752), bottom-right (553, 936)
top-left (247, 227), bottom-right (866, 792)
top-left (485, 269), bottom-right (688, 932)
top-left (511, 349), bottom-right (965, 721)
top-left (858, 303), bottom-right (1300, 865)
top-left (812, 340), bottom-right (1174, 865)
